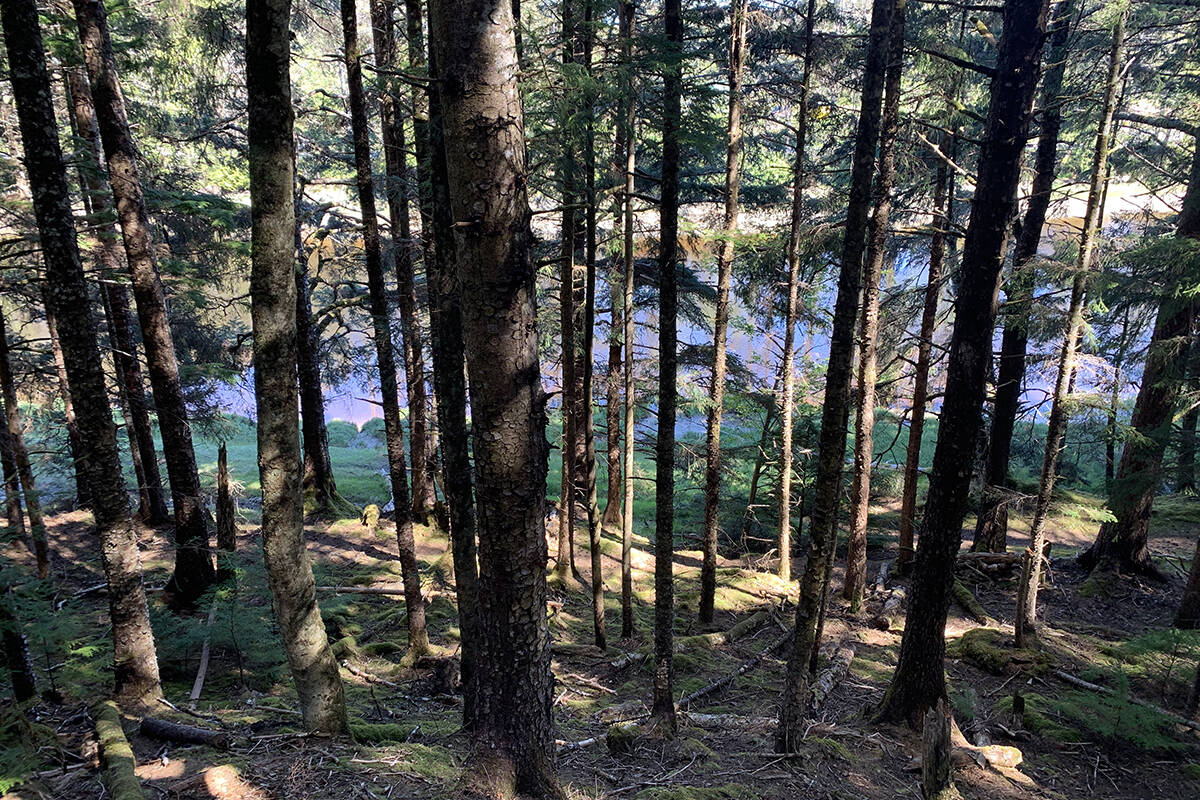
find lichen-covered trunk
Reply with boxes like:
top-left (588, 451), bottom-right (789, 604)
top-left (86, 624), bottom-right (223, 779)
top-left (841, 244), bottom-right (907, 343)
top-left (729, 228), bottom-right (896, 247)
top-left (876, 0), bottom-right (1051, 727)
top-left (341, 0), bottom-right (429, 659)
top-left (247, 0), bottom-right (348, 733)
top-left (71, 0), bottom-right (214, 605)
top-left (974, 0), bottom-right (1075, 554)
top-left (0, 397), bottom-right (24, 537)
top-left (844, 2), bottom-right (905, 611)
top-left (430, 0), bottom-right (560, 791)
top-left (3, 0), bottom-right (161, 707)
top-left (699, 0), bottom-right (747, 625)
top-left (778, 0), bottom-right (891, 753)
top-left (0, 313), bottom-right (48, 579)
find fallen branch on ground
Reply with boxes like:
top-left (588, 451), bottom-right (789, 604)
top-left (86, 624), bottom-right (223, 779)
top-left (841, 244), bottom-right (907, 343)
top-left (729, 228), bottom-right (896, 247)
top-left (951, 579), bottom-right (990, 624)
top-left (1051, 669), bottom-right (1200, 733)
top-left (872, 588), bottom-right (906, 631)
top-left (140, 717), bottom-right (231, 749)
top-left (677, 628), bottom-right (794, 711)
top-left (810, 645), bottom-right (855, 714)
top-left (93, 701), bottom-right (145, 800)
top-left (189, 600), bottom-right (219, 709)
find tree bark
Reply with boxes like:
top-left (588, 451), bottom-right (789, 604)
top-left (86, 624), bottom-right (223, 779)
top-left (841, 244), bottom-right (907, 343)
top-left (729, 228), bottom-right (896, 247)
top-left (0, 312), bottom-right (48, 579)
top-left (247, 0), bottom-right (349, 733)
top-left (778, 0), bottom-right (893, 753)
top-left (1015, 6), bottom-right (1125, 647)
top-left (1176, 531), bottom-right (1200, 628)
top-left (71, 0), bottom-right (215, 605)
top-left (973, 0), bottom-right (1075, 554)
top-left (3, 0), bottom-right (162, 707)
top-left (651, 0), bottom-right (683, 737)
top-left (1, 584), bottom-right (36, 703)
top-left (1177, 330), bottom-right (1200, 492)
top-left (0, 392), bottom-right (24, 538)
top-left (875, 0), bottom-right (1052, 727)
top-left (215, 442), bottom-right (236, 580)
top-left (340, 0), bottom-right (430, 658)
top-left (42, 299), bottom-right (90, 509)
top-left (430, 0), bottom-right (561, 791)
top-left (844, 1), bottom-right (906, 611)
top-left (617, 0), bottom-right (637, 640)
top-left (699, 0), bottom-right (748, 626)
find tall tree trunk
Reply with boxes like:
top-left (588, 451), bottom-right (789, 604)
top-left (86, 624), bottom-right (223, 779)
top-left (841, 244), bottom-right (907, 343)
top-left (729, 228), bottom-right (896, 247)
top-left (430, 0), bottom-right (560, 791)
top-left (247, 0), bottom-right (349, 733)
top-left (844, 2), bottom-right (906, 611)
top-left (0, 584), bottom-right (35, 703)
top-left (1106, 305), bottom-right (1132, 492)
top-left (423, 1), bottom-right (480, 725)
top-left (215, 441), bottom-right (237, 580)
top-left (0, 313), bottom-right (48, 579)
top-left (42, 300), bottom-right (90, 509)
top-left (973, 0), bottom-right (1075, 554)
top-left (699, 0), bottom-right (747, 625)
top-left (617, 0), bottom-right (637, 640)
top-left (71, 0), bottom-right (215, 605)
top-left (1176, 531), bottom-right (1200, 628)
top-left (898, 155), bottom-right (948, 574)
top-left (1177, 330), bottom-right (1200, 493)
top-left (371, 0), bottom-right (432, 524)
top-left (0, 392), bottom-right (24, 537)
top-left (340, 0), bottom-right (430, 658)
top-left (651, 0), bottom-right (683, 737)
top-left (1016, 7), bottom-right (1125, 646)
top-left (1080, 137), bottom-right (1200, 577)
top-left (64, 65), bottom-right (169, 525)
top-left (876, 0), bottom-right (1052, 727)
top-left (777, 0), bottom-right (893, 753)
top-left (3, 0), bottom-right (162, 707)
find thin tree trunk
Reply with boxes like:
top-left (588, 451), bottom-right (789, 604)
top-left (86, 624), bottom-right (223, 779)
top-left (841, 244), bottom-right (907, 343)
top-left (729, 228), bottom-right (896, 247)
top-left (3, 0), bottom-right (161, 707)
top-left (651, 0), bottom-right (683, 737)
top-left (430, 0), bottom-right (560, 790)
top-left (423, 2), bottom-right (480, 726)
top-left (699, 0), bottom-right (747, 625)
top-left (1106, 306), bottom-right (1132, 492)
top-left (973, 0), bottom-right (1075, 554)
top-left (1016, 7), bottom-right (1125, 647)
top-left (778, 0), bottom-right (892, 753)
top-left (371, 0), bottom-right (432, 524)
top-left (42, 300), bottom-right (90, 509)
top-left (247, 0), bottom-right (349, 733)
top-left (71, 0), bottom-right (215, 605)
top-left (215, 442), bottom-right (236, 580)
top-left (0, 392), bottom-right (24, 537)
top-left (340, 0), bottom-right (429, 658)
top-left (617, 0), bottom-right (637, 640)
top-left (1177, 330), bottom-right (1200, 492)
top-left (1176, 531), bottom-right (1200, 628)
top-left (0, 312), bottom-right (48, 580)
top-left (876, 0), bottom-right (1052, 727)
top-left (844, 2), bottom-right (906, 611)
top-left (0, 584), bottom-right (35, 703)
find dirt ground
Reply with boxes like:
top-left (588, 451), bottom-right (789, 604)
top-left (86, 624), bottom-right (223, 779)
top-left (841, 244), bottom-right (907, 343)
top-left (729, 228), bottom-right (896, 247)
top-left (5, 494), bottom-right (1200, 800)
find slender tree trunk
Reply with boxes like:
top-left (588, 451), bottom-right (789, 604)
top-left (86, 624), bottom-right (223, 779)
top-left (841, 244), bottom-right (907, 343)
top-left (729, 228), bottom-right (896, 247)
top-left (602, 327), bottom-right (622, 532)
top-left (1106, 306), bottom-right (1132, 492)
top-left (3, 0), bottom-right (162, 707)
top-left (617, 0), bottom-right (637, 640)
top-left (247, 0), bottom-right (349, 733)
top-left (973, 0), bottom-right (1075, 553)
top-left (1177, 330), bottom-right (1200, 492)
top-left (0, 313), bottom-right (48, 580)
top-left (844, 2), bottom-right (905, 611)
top-left (651, 0), bottom-right (683, 737)
top-left (898, 155), bottom-right (948, 574)
top-left (215, 442), bottom-right (237, 580)
top-left (777, 0), bottom-right (892, 753)
top-left (430, 0), bottom-right (560, 791)
top-left (0, 584), bottom-right (35, 703)
top-left (0, 393), bottom-right (24, 537)
top-left (64, 65), bottom-right (169, 525)
top-left (371, 0), bottom-right (432, 524)
top-left (340, 0), bottom-right (429, 658)
top-left (699, 0), bottom-right (747, 625)
top-left (876, 0), bottom-right (1052, 727)
top-left (42, 300), bottom-right (90, 509)
top-left (71, 0), bottom-right (215, 605)
top-left (1016, 7), bottom-right (1125, 646)
top-left (423, 3), bottom-right (480, 725)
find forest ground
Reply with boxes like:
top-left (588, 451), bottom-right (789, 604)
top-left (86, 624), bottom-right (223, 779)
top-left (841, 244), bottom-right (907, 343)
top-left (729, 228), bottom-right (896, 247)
top-left (4, 481), bottom-right (1200, 799)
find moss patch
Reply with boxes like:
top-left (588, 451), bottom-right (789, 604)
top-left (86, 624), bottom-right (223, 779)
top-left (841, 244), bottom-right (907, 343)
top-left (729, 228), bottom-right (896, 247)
top-left (635, 786), bottom-right (758, 800)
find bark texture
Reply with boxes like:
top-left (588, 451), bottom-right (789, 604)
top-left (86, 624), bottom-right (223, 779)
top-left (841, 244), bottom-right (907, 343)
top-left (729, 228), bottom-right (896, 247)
top-left (617, 0), bottom-right (637, 640)
top-left (0, 313), bottom-right (48, 579)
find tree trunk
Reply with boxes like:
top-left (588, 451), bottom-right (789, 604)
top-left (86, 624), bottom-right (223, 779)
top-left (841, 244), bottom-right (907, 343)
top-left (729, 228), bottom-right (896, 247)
top-left (898, 154), bottom-right (948, 574)
top-left (1176, 531), bottom-right (1200, 629)
top-left (651, 0), bottom-right (683, 737)
top-left (71, 0), bottom-right (215, 605)
top-left (63, 65), bottom-right (169, 526)
top-left (371, 0), bottom-right (432, 524)
top-left (0, 392), bottom-right (24, 537)
top-left (778, 0), bottom-right (892, 753)
top-left (423, 4), bottom-right (480, 726)
top-left (876, 0), bottom-right (1052, 727)
top-left (3, 0), bottom-right (162, 707)
top-left (973, 0), bottom-right (1075, 554)
top-left (0, 584), bottom-right (36, 703)
top-left (247, 0), bottom-right (349, 734)
top-left (42, 300), bottom-right (90, 509)
top-left (1016, 6), bottom-right (1125, 647)
top-left (340, 0), bottom-right (430, 658)
top-left (617, 0), bottom-right (637, 640)
top-left (215, 442), bottom-right (236, 580)
top-left (429, 0), bottom-right (560, 791)
top-left (1177, 331), bottom-right (1200, 493)
top-left (844, 2), bottom-right (906, 611)
top-left (602, 335), bottom-right (622, 532)
top-left (0, 312), bottom-right (48, 579)
top-left (1080, 138), bottom-right (1200, 577)
top-left (699, 0), bottom-right (747, 625)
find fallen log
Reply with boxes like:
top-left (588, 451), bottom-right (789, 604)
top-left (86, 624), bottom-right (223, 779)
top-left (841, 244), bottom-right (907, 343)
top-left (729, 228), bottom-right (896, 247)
top-left (681, 711), bottom-right (776, 730)
top-left (93, 701), bottom-right (145, 800)
top-left (1051, 669), bottom-right (1200, 733)
top-left (872, 588), bottom-right (906, 631)
top-left (316, 585), bottom-right (406, 596)
top-left (611, 610), bottom-right (771, 669)
top-left (951, 579), bottom-right (990, 624)
top-left (873, 560), bottom-right (891, 595)
top-left (677, 628), bottom-right (794, 711)
top-left (139, 717), bottom-right (231, 749)
top-left (189, 600), bottom-right (219, 709)
top-left (810, 645), bottom-right (855, 714)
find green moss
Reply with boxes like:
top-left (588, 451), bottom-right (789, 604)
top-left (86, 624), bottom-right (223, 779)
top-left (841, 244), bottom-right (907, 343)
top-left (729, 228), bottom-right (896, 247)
top-left (362, 640), bottom-right (403, 656)
top-left (809, 736), bottom-right (852, 760)
top-left (330, 635), bottom-right (359, 659)
top-left (1079, 569), bottom-right (1118, 598)
top-left (1182, 762), bottom-right (1200, 781)
top-left (607, 721), bottom-right (641, 755)
top-left (949, 628), bottom-right (1008, 675)
top-left (635, 785), bottom-right (757, 800)
top-left (676, 737), bottom-right (717, 763)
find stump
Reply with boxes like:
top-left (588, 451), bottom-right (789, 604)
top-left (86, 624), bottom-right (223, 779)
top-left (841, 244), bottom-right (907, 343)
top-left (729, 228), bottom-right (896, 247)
top-left (922, 699), bottom-right (961, 800)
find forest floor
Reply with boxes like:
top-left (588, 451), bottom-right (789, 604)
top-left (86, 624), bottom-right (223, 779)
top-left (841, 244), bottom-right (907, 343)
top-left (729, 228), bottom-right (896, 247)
top-left (4, 489), bottom-right (1200, 800)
